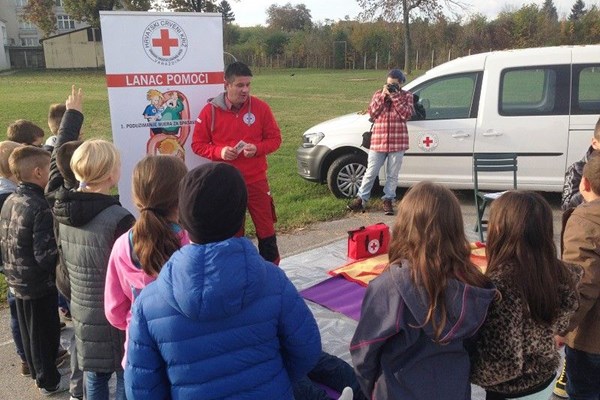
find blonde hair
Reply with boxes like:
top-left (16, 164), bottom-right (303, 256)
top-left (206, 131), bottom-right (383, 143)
top-left (0, 141), bottom-right (23, 178)
top-left (8, 145), bottom-right (50, 182)
top-left (71, 140), bottom-right (120, 188)
top-left (146, 89), bottom-right (162, 101)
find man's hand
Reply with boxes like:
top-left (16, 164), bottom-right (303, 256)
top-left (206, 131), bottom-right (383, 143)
top-left (243, 143), bottom-right (257, 158)
top-left (66, 85), bottom-right (83, 112)
top-left (221, 146), bottom-right (238, 161)
top-left (382, 84), bottom-right (390, 97)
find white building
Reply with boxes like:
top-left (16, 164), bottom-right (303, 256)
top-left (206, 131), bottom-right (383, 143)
top-left (0, 0), bottom-right (87, 67)
top-left (0, 19), bottom-right (10, 69)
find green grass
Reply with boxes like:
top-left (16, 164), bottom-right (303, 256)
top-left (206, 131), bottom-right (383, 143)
top-left (0, 68), bottom-right (400, 234)
top-left (0, 68), bottom-right (396, 301)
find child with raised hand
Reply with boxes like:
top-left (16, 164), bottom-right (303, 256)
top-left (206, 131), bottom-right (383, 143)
top-left (53, 139), bottom-right (135, 400)
top-left (470, 191), bottom-right (581, 400)
top-left (104, 155), bottom-right (188, 364)
top-left (350, 181), bottom-right (496, 400)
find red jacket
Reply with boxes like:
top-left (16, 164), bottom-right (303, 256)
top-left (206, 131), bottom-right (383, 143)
top-left (192, 93), bottom-right (282, 184)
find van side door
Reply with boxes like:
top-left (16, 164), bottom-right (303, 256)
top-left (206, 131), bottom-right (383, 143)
top-left (398, 72), bottom-right (482, 187)
top-left (474, 49), bottom-right (571, 191)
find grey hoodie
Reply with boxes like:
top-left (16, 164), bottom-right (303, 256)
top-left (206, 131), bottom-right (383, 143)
top-left (350, 263), bottom-right (495, 400)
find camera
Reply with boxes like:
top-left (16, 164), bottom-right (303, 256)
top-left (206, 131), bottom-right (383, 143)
top-left (387, 83), bottom-right (400, 93)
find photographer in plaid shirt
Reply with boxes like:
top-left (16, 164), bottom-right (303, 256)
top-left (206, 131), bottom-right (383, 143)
top-left (348, 69), bottom-right (414, 215)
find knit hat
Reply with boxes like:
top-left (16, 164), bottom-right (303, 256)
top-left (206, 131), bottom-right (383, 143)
top-left (178, 162), bottom-right (247, 244)
top-left (388, 68), bottom-right (406, 83)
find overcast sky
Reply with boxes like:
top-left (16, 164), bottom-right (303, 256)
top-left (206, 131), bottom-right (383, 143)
top-left (229, 0), bottom-right (596, 27)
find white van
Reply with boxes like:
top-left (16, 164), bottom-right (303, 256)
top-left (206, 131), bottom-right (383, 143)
top-left (296, 45), bottom-right (600, 198)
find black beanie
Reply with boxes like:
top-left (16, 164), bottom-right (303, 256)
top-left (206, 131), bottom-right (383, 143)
top-left (178, 162), bottom-right (247, 244)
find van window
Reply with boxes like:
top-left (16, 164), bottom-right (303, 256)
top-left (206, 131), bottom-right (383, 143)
top-left (499, 66), bottom-right (569, 116)
top-left (411, 73), bottom-right (479, 120)
top-left (572, 65), bottom-right (600, 114)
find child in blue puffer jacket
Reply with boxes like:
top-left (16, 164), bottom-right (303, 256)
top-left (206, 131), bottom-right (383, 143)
top-left (125, 162), bottom-right (322, 400)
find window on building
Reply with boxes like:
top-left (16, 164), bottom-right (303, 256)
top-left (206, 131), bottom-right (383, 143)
top-left (55, 0), bottom-right (63, 6)
top-left (20, 37), bottom-right (38, 46)
top-left (15, 0), bottom-right (28, 6)
top-left (2, 26), bottom-right (7, 46)
top-left (56, 15), bottom-right (75, 30)
top-left (19, 20), bottom-right (36, 30)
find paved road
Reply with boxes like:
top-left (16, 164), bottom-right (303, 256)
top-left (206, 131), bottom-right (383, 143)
top-left (0, 190), bottom-right (564, 399)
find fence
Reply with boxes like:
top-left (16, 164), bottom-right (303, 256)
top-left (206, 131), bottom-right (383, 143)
top-left (8, 47), bottom-right (45, 69)
top-left (231, 48), bottom-right (491, 72)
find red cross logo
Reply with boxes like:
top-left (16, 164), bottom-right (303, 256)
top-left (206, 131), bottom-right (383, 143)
top-left (368, 239), bottom-right (380, 254)
top-left (422, 136), bottom-right (434, 148)
top-left (152, 29), bottom-right (179, 56)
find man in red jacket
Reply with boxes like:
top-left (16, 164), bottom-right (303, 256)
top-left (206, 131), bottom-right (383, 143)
top-left (192, 62), bottom-right (282, 264)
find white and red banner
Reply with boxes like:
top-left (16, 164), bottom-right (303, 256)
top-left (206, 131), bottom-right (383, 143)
top-left (100, 11), bottom-right (223, 213)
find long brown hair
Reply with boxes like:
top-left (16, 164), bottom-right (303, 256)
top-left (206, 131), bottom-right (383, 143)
top-left (388, 181), bottom-right (490, 341)
top-left (486, 191), bottom-right (570, 324)
top-left (132, 155), bottom-right (188, 276)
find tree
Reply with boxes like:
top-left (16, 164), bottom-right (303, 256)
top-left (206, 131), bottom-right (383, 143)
top-left (163, 0), bottom-right (217, 12)
top-left (216, 0), bottom-right (235, 23)
top-left (61, 0), bottom-right (151, 28)
top-left (542, 0), bottom-right (558, 21)
top-left (22, 0), bottom-right (56, 37)
top-left (266, 3), bottom-right (312, 31)
top-left (569, 0), bottom-right (586, 21)
top-left (356, 0), bottom-right (467, 73)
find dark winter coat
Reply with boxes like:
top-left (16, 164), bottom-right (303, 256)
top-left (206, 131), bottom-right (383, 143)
top-left (54, 188), bottom-right (134, 372)
top-left (45, 108), bottom-right (83, 300)
top-left (0, 182), bottom-right (58, 300)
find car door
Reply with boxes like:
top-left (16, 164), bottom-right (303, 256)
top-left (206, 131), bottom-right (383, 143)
top-left (394, 72), bottom-right (482, 188)
top-left (474, 49), bottom-right (571, 191)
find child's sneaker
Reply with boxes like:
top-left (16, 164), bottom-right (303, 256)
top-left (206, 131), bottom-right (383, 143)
top-left (39, 375), bottom-right (69, 396)
top-left (20, 361), bottom-right (30, 377)
top-left (552, 362), bottom-right (568, 398)
top-left (55, 349), bottom-right (69, 368)
top-left (338, 387), bottom-right (354, 400)
top-left (59, 307), bottom-right (72, 321)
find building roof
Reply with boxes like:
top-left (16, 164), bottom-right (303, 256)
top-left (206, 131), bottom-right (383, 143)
top-left (40, 26), bottom-right (93, 42)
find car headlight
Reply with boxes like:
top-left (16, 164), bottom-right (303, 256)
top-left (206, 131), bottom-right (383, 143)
top-left (302, 132), bottom-right (325, 148)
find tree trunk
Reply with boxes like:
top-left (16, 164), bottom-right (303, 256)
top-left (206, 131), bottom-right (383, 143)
top-left (402, 0), bottom-right (411, 73)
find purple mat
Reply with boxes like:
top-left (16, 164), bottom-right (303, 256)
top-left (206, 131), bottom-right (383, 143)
top-left (300, 276), bottom-right (366, 321)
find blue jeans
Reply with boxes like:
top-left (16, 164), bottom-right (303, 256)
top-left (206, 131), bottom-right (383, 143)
top-left (566, 346), bottom-right (600, 400)
top-left (85, 370), bottom-right (125, 400)
top-left (357, 150), bottom-right (405, 202)
top-left (7, 290), bottom-right (26, 362)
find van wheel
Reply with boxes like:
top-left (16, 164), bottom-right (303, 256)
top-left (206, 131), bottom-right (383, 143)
top-left (327, 154), bottom-right (367, 198)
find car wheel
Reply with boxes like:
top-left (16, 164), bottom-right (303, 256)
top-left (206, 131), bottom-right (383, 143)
top-left (327, 154), bottom-right (367, 199)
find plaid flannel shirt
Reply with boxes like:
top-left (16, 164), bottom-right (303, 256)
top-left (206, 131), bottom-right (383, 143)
top-left (368, 89), bottom-right (414, 152)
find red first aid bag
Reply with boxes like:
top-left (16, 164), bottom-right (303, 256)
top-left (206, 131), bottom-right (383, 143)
top-left (347, 222), bottom-right (390, 260)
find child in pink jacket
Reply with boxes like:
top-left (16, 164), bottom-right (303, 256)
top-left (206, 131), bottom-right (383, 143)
top-left (104, 155), bottom-right (189, 365)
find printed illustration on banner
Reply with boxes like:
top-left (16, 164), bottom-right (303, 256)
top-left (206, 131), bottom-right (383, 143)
top-left (142, 89), bottom-right (191, 159)
top-left (417, 133), bottom-right (439, 152)
top-left (142, 19), bottom-right (188, 66)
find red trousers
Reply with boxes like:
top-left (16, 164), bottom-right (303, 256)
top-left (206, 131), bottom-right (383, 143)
top-left (237, 179), bottom-right (280, 264)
